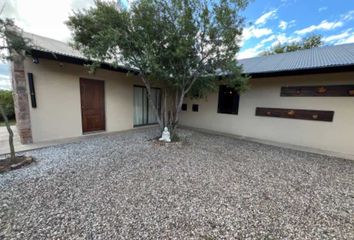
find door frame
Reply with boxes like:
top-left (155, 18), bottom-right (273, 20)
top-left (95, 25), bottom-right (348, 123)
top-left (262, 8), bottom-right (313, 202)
top-left (80, 78), bottom-right (106, 133)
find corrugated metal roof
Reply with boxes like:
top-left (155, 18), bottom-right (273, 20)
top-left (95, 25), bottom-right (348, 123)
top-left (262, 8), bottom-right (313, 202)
top-left (238, 43), bottom-right (354, 74)
top-left (24, 32), bottom-right (354, 74)
top-left (24, 32), bottom-right (87, 60)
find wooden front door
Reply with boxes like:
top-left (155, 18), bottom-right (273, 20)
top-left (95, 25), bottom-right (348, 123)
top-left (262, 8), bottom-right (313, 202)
top-left (80, 78), bottom-right (105, 133)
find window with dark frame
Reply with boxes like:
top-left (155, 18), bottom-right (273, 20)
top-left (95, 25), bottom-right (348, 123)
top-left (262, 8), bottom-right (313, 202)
top-left (133, 86), bottom-right (161, 126)
top-left (181, 103), bottom-right (187, 111)
top-left (192, 104), bottom-right (199, 112)
top-left (217, 85), bottom-right (240, 115)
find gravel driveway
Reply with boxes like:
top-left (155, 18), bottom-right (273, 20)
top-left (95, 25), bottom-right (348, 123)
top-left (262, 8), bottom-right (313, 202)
top-left (1, 128), bottom-right (353, 239)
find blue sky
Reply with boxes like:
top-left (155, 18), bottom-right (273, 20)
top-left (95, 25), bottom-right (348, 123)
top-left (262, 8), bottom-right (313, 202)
top-left (238, 0), bottom-right (354, 58)
top-left (0, 0), bottom-right (353, 89)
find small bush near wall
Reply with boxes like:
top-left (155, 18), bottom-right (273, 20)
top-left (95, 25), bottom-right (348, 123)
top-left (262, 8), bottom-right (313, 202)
top-left (0, 90), bottom-right (15, 121)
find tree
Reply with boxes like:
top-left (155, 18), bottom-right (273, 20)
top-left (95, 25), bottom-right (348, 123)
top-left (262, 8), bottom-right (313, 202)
top-left (0, 17), bottom-right (31, 161)
top-left (66, 0), bottom-right (249, 136)
top-left (0, 89), bottom-right (15, 121)
top-left (0, 103), bottom-right (15, 159)
top-left (262, 34), bottom-right (323, 56)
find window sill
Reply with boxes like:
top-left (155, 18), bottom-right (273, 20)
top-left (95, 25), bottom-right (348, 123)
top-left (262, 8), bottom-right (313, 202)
top-left (217, 112), bottom-right (238, 115)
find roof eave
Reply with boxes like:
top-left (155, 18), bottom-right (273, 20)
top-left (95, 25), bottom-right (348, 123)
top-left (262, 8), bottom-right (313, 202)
top-left (29, 49), bottom-right (354, 79)
top-left (248, 65), bottom-right (354, 78)
top-left (30, 49), bottom-right (139, 74)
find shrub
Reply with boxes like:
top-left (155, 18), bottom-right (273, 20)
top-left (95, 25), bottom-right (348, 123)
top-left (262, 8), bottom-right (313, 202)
top-left (0, 90), bottom-right (15, 121)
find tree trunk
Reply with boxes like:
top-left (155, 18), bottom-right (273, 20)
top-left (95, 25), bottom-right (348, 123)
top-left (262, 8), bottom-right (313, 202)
top-left (138, 75), bottom-right (189, 139)
top-left (0, 104), bottom-right (15, 160)
top-left (139, 74), bottom-right (164, 130)
top-left (163, 88), bottom-right (168, 128)
top-left (170, 88), bottom-right (185, 136)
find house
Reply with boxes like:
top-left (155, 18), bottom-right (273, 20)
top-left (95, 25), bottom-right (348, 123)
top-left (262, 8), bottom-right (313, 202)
top-left (12, 32), bottom-right (162, 144)
top-left (11, 32), bottom-right (354, 159)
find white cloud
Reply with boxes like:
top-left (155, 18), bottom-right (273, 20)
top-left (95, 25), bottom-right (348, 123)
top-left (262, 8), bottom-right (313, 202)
top-left (323, 29), bottom-right (352, 43)
top-left (295, 20), bottom-right (343, 35)
top-left (260, 35), bottom-right (277, 44)
top-left (333, 33), bottom-right (354, 45)
top-left (237, 48), bottom-right (260, 59)
top-left (1, 0), bottom-right (114, 42)
top-left (242, 26), bottom-right (273, 42)
top-left (289, 20), bottom-right (296, 27)
top-left (318, 7), bottom-right (328, 12)
top-left (239, 33), bottom-right (301, 59)
top-left (337, 36), bottom-right (354, 44)
top-left (270, 34), bottom-right (301, 47)
top-left (238, 32), bottom-right (296, 59)
top-left (240, 33), bottom-right (302, 59)
top-left (255, 10), bottom-right (277, 25)
top-left (279, 21), bottom-right (288, 30)
top-left (0, 74), bottom-right (11, 90)
top-left (237, 43), bottom-right (265, 59)
top-left (278, 20), bottom-right (296, 31)
top-left (342, 10), bottom-right (354, 21)
top-left (0, 0), bottom-right (117, 86)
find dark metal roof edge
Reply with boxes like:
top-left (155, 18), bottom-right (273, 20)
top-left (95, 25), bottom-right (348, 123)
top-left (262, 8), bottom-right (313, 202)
top-left (248, 65), bottom-right (354, 78)
top-left (30, 49), bottom-right (139, 74)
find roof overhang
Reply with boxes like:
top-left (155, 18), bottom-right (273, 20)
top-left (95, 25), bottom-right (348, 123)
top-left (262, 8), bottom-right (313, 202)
top-left (30, 48), bottom-right (354, 79)
top-left (248, 65), bottom-right (354, 78)
top-left (30, 49), bottom-right (139, 74)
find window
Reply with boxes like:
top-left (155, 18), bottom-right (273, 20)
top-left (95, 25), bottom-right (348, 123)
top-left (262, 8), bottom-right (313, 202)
top-left (181, 103), bottom-right (187, 111)
top-left (217, 85), bottom-right (240, 114)
top-left (133, 86), bottom-right (161, 126)
top-left (192, 104), bottom-right (199, 112)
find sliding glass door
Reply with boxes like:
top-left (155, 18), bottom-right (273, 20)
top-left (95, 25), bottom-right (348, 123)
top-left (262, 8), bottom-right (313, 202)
top-left (133, 86), bottom-right (161, 126)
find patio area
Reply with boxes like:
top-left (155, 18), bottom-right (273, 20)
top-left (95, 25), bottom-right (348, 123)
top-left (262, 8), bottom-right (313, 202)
top-left (0, 126), bottom-right (21, 155)
top-left (0, 126), bottom-right (50, 155)
top-left (0, 128), bottom-right (353, 239)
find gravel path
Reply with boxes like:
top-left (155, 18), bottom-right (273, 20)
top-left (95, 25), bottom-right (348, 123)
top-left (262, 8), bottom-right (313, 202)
top-left (1, 128), bottom-right (353, 239)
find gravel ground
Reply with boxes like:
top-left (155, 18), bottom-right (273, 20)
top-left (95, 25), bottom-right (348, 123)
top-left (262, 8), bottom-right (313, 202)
top-left (0, 127), bottom-right (353, 240)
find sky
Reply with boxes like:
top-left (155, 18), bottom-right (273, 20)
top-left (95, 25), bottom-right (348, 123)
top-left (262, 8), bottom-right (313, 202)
top-left (238, 0), bottom-right (354, 59)
top-left (0, 0), bottom-right (353, 90)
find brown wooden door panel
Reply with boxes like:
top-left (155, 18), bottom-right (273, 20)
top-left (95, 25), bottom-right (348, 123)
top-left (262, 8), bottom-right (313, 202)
top-left (80, 78), bottom-right (105, 133)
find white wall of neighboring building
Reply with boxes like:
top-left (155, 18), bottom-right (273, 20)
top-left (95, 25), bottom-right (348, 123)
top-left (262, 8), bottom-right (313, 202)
top-left (180, 72), bottom-right (354, 159)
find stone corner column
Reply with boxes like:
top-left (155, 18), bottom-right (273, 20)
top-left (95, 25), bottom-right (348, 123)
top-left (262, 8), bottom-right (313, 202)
top-left (11, 56), bottom-right (33, 144)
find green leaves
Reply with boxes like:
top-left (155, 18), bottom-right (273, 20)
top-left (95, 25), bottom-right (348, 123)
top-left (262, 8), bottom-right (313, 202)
top-left (0, 18), bottom-right (32, 60)
top-left (0, 90), bottom-right (15, 121)
top-left (262, 34), bottom-right (323, 56)
top-left (303, 34), bottom-right (323, 49)
top-left (67, 0), bottom-right (249, 95)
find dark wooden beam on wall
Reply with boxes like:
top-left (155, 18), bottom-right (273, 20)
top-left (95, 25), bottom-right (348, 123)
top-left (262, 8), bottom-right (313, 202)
top-left (281, 85), bottom-right (354, 97)
top-left (255, 107), bottom-right (334, 122)
top-left (27, 73), bottom-right (37, 108)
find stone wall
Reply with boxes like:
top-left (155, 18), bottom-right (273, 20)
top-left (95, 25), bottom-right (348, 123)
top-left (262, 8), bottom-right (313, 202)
top-left (11, 56), bottom-right (32, 144)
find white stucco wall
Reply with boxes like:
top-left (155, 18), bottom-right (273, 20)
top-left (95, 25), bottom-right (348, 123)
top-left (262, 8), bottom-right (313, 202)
top-left (22, 57), bottom-right (354, 159)
top-left (180, 72), bottom-right (354, 158)
top-left (24, 58), bottom-right (143, 142)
